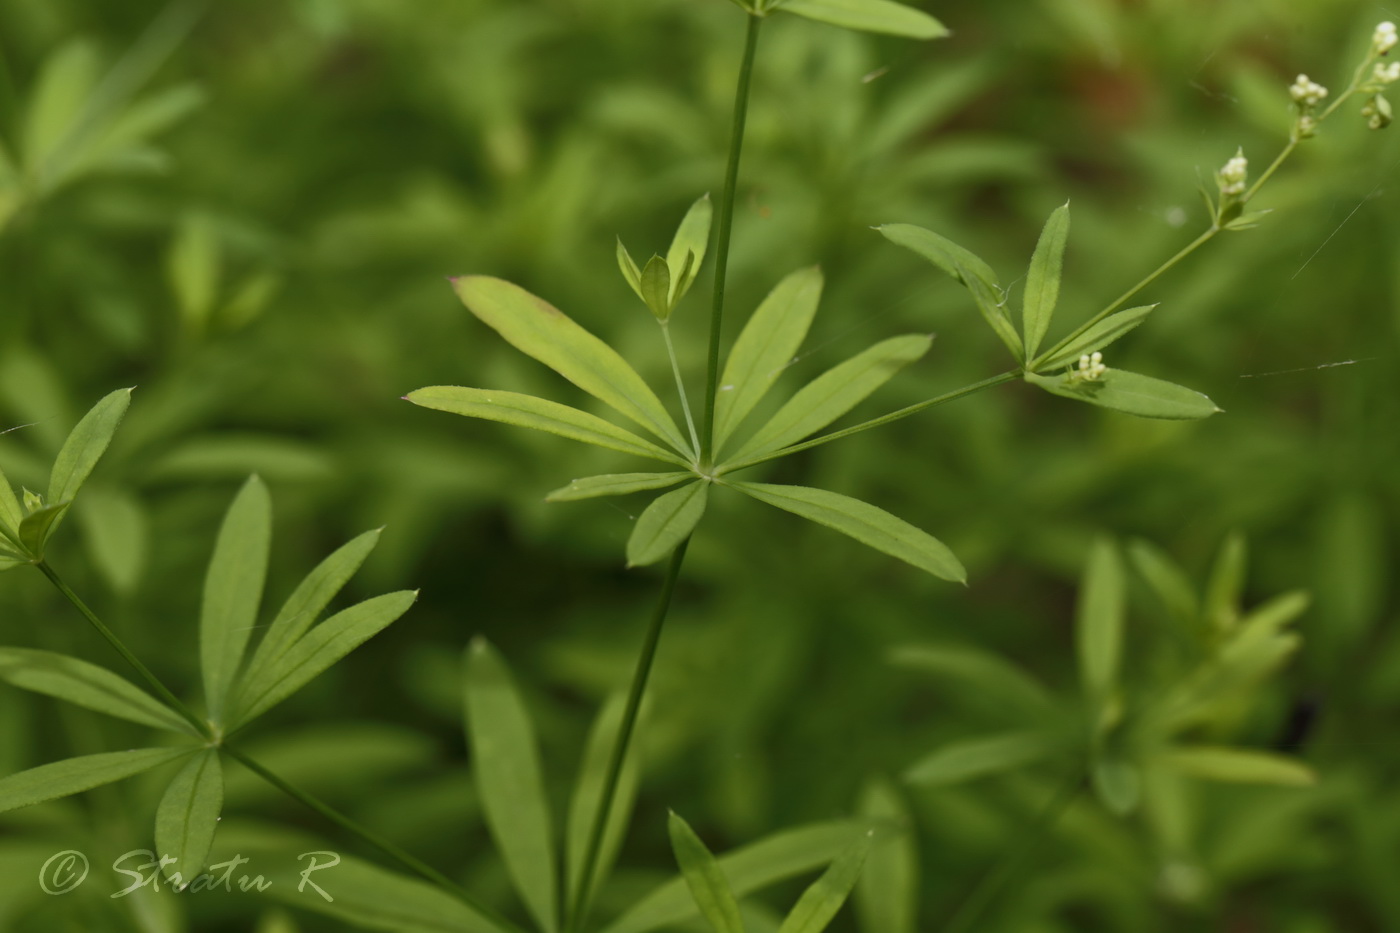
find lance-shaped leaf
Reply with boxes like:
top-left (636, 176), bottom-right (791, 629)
top-left (18, 501), bottom-right (70, 557)
top-left (201, 475), bottom-right (272, 724)
top-left (626, 482), bottom-right (708, 567)
top-left (732, 483), bottom-right (964, 583)
top-left (450, 277), bottom-right (689, 454)
top-left (1022, 202), bottom-right (1070, 360)
top-left (0, 461), bottom-right (24, 534)
top-left (231, 590), bottom-right (418, 727)
top-left (1032, 305), bottom-right (1156, 372)
top-left (1077, 537), bottom-right (1125, 707)
top-left (603, 821), bottom-right (866, 933)
top-left (725, 335), bottom-right (931, 466)
top-left (854, 779), bottom-right (916, 933)
top-left (464, 640), bottom-right (558, 933)
top-left (155, 749), bottom-right (224, 886)
top-left (889, 644), bottom-right (1054, 719)
top-left (778, 0), bottom-right (949, 39)
top-left (904, 731), bottom-right (1060, 786)
top-left (641, 256), bottom-right (671, 320)
top-left (243, 527), bottom-right (384, 679)
top-left (778, 830), bottom-right (872, 933)
top-left (714, 267), bottom-right (823, 452)
top-left (0, 648), bottom-right (195, 734)
top-left (1025, 369), bottom-right (1221, 420)
top-left (617, 238), bottom-right (643, 296)
top-left (666, 194), bottom-right (712, 306)
top-left (1204, 533), bottom-right (1247, 634)
top-left (0, 747), bottom-right (193, 814)
top-left (48, 387), bottom-right (133, 506)
top-left (566, 693), bottom-right (644, 910)
top-left (407, 387), bottom-right (688, 466)
top-left (1160, 746), bottom-right (1316, 787)
top-left (668, 812), bottom-right (745, 933)
top-left (547, 472), bottom-right (690, 503)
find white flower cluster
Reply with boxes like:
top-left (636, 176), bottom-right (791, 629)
top-left (1374, 62), bottom-right (1400, 85)
top-left (1216, 151), bottom-right (1248, 197)
top-left (1074, 351), bottom-right (1107, 382)
top-left (1289, 74), bottom-right (1329, 107)
top-left (1375, 21), bottom-right (1397, 56)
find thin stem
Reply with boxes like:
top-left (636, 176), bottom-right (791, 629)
top-left (942, 771), bottom-right (1086, 933)
top-left (717, 370), bottom-right (1021, 475)
top-left (35, 560), bottom-right (212, 739)
top-left (567, 538), bottom-right (690, 933)
top-left (221, 744), bottom-right (527, 933)
top-left (661, 322), bottom-right (702, 460)
top-left (700, 13), bottom-right (762, 468)
top-left (1241, 139), bottom-right (1297, 204)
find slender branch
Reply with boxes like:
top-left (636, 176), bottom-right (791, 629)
top-left (942, 771), bottom-right (1086, 933)
top-left (700, 12), bottom-right (763, 468)
top-left (567, 538), bottom-right (690, 933)
top-left (661, 322), bottom-right (702, 459)
top-left (717, 370), bottom-right (1021, 475)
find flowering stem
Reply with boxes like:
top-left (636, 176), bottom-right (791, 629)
top-left (700, 12), bottom-right (762, 468)
top-left (1241, 140), bottom-right (1297, 204)
top-left (661, 322), bottom-right (702, 460)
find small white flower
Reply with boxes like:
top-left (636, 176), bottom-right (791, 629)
top-left (1289, 74), bottom-right (1329, 106)
top-left (1296, 114), bottom-right (1318, 138)
top-left (1216, 150), bottom-right (1248, 196)
top-left (1075, 351), bottom-right (1107, 381)
top-left (1374, 62), bottom-right (1400, 85)
top-left (1375, 21), bottom-right (1397, 56)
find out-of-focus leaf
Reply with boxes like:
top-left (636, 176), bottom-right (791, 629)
top-left (154, 749), bottom-right (224, 885)
top-left (1077, 537), bottom-right (1125, 705)
top-left (546, 472), bottom-right (689, 502)
top-left (566, 693), bottom-right (643, 910)
top-left (1091, 755), bottom-right (1140, 815)
top-left (668, 811), bottom-right (745, 933)
top-left (0, 648), bottom-right (194, 735)
top-left (201, 475), bottom-right (272, 724)
top-left (166, 213), bottom-right (222, 332)
top-left (854, 779), bottom-right (916, 933)
top-left (1128, 539), bottom-right (1200, 630)
top-left (22, 40), bottom-right (99, 171)
top-left (0, 748), bottom-right (192, 814)
top-left (888, 644), bottom-right (1053, 718)
top-left (1204, 533), bottom-right (1247, 634)
top-left (1161, 746), bottom-right (1316, 787)
top-left (146, 434), bottom-right (335, 482)
top-left (75, 485), bottom-right (148, 593)
top-left (731, 483), bottom-right (964, 582)
top-left (1025, 370), bottom-right (1221, 420)
top-left (777, 830), bottom-right (872, 933)
top-left (904, 731), bottom-right (1059, 785)
top-left (1022, 202), bottom-right (1070, 360)
top-left (626, 482), bottom-right (707, 567)
top-left (1033, 305), bottom-right (1156, 371)
top-left (778, 0), bottom-right (949, 39)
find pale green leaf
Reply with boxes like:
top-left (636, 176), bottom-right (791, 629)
top-left (726, 335), bottom-right (931, 465)
top-left (1091, 756), bottom-right (1140, 815)
top-left (407, 387), bottom-right (688, 466)
top-left (960, 267), bottom-right (1025, 361)
top-left (464, 639), bottom-right (558, 933)
top-left (904, 731), bottom-right (1059, 785)
top-left (731, 483), bottom-right (964, 582)
top-left (451, 276), bottom-right (688, 454)
top-left (877, 223), bottom-right (997, 290)
top-left (155, 750), bottom-right (224, 885)
top-left (547, 472), bottom-right (690, 502)
top-left (1032, 305), bottom-right (1156, 371)
top-left (778, 830), bottom-right (872, 933)
top-left (22, 40), bottom-right (99, 170)
top-left (1203, 533), bottom-right (1247, 634)
top-left (0, 648), bottom-right (194, 735)
top-left (48, 387), bottom-right (133, 506)
top-left (231, 591), bottom-right (417, 727)
top-left (714, 267), bottom-right (823, 452)
top-left (666, 194), bottom-right (712, 304)
top-left (1025, 369), bottom-right (1221, 420)
top-left (626, 482), bottom-right (708, 567)
top-left (201, 475), bottom-right (271, 724)
top-left (854, 779), bottom-right (916, 933)
top-left (1161, 746), bottom-right (1316, 787)
top-left (18, 501), bottom-right (70, 557)
top-left (166, 213), bottom-right (222, 331)
top-left (603, 821), bottom-right (866, 933)
top-left (1077, 537), bottom-right (1125, 703)
top-left (641, 255), bottom-right (671, 320)
top-left (668, 812), bottom-right (745, 933)
top-left (1021, 202), bottom-right (1070, 360)
top-left (778, 0), bottom-right (949, 39)
top-left (617, 238), bottom-right (643, 296)
top-left (0, 747), bottom-right (192, 814)
top-left (0, 461), bottom-right (23, 534)
top-left (566, 693), bottom-right (644, 910)
top-left (1127, 539), bottom-right (1199, 629)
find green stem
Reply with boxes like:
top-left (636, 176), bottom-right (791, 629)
top-left (700, 12), bottom-right (763, 468)
top-left (661, 322), bottom-right (702, 460)
top-left (567, 538), bottom-right (690, 933)
top-left (35, 560), bottom-right (212, 739)
top-left (1241, 140), bottom-right (1297, 204)
top-left (717, 370), bottom-right (1021, 475)
top-left (942, 771), bottom-right (1086, 933)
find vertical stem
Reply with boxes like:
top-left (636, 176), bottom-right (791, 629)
top-left (567, 539), bottom-right (690, 933)
top-left (700, 13), bottom-right (763, 467)
top-left (661, 322), bottom-right (702, 459)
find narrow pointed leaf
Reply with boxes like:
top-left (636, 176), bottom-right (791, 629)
top-left (547, 472), bottom-right (690, 503)
top-left (0, 747), bottom-right (193, 814)
top-left (626, 482), bottom-right (708, 567)
top-left (1128, 539), bottom-right (1199, 628)
top-left (960, 265), bottom-right (1025, 361)
top-left (888, 644), bottom-right (1054, 718)
top-left (668, 812), bottom-right (745, 933)
top-left (1033, 305), bottom-right (1156, 371)
top-left (244, 528), bottom-right (384, 680)
top-left (877, 224), bottom-right (997, 290)
top-left (408, 387), bottom-right (688, 466)
top-left (1077, 537), bottom-right (1125, 704)
top-left (1022, 202), bottom-right (1070, 360)
top-left (464, 639), bottom-right (558, 933)
top-left (0, 462), bottom-right (23, 533)
top-left (1203, 533), bottom-right (1247, 634)
top-left (1025, 369), bottom-right (1221, 420)
top-left (1091, 756), bottom-right (1140, 815)
top-left (778, 0), bottom-right (949, 39)
top-left (231, 590), bottom-right (417, 727)
top-left (904, 731), bottom-right (1059, 785)
top-left (155, 749), bottom-right (224, 886)
top-left (714, 267), bottom-right (823, 451)
top-left (48, 387), bottom-right (133, 506)
top-left (566, 693), bottom-right (644, 910)
top-left (0, 648), bottom-right (195, 734)
top-left (604, 821), bottom-right (866, 933)
top-left (1161, 746), bottom-right (1316, 787)
top-left (451, 276), bottom-right (688, 453)
top-left (201, 475), bottom-right (272, 724)
top-left (641, 255), bottom-right (671, 320)
top-left (727, 335), bottom-right (931, 464)
top-left (617, 238), bottom-right (643, 296)
top-left (666, 194), bottom-right (712, 303)
top-left (18, 501), bottom-right (70, 556)
top-left (854, 779), bottom-right (916, 933)
top-left (732, 483), bottom-right (964, 582)
top-left (778, 830), bottom-right (872, 933)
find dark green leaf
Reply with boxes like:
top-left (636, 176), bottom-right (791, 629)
top-left (201, 475), bottom-right (272, 724)
top-left (888, 644), bottom-right (1053, 718)
top-left (1025, 369), bottom-right (1221, 420)
top-left (0, 648), bottom-right (194, 734)
top-left (1077, 537), bottom-right (1125, 704)
top-left (155, 749), bottom-right (224, 886)
top-left (778, 0), bottom-right (949, 39)
top-left (547, 472), bottom-right (690, 502)
top-left (668, 812), bottom-right (745, 933)
top-left (626, 482), bottom-right (708, 567)
top-left (1022, 202), bottom-right (1070, 360)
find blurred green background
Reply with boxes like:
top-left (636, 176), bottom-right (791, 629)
top-left (1, 0), bottom-right (1397, 930)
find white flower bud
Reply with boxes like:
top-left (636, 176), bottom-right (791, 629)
top-left (1074, 351), bottom-right (1107, 381)
top-left (1216, 150), bottom-right (1248, 197)
top-left (1374, 62), bottom-right (1400, 85)
top-left (1288, 74), bottom-right (1329, 107)
top-left (1375, 21), bottom-right (1397, 56)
